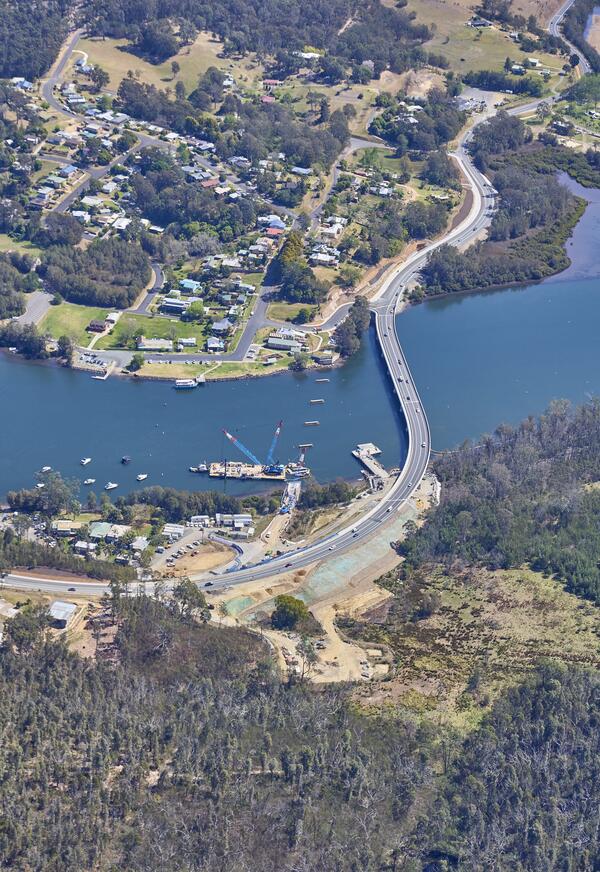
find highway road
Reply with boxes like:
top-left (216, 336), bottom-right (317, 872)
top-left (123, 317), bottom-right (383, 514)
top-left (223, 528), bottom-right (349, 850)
top-left (6, 1), bottom-right (583, 596)
top-left (548, 0), bottom-right (592, 74)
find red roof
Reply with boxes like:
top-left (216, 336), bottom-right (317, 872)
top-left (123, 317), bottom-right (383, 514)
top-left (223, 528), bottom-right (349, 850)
top-left (266, 227), bottom-right (284, 237)
top-left (201, 178), bottom-right (219, 188)
top-left (261, 95), bottom-right (276, 104)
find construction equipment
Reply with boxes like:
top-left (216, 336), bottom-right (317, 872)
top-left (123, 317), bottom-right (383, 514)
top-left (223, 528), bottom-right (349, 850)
top-left (222, 429), bottom-right (261, 466)
top-left (266, 420), bottom-right (283, 465)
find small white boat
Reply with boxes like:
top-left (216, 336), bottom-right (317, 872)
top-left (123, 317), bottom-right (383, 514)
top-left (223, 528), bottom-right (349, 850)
top-left (80, 457), bottom-right (92, 466)
top-left (36, 483), bottom-right (45, 489)
top-left (136, 473), bottom-right (148, 481)
top-left (189, 462), bottom-right (208, 473)
top-left (41, 466), bottom-right (52, 473)
top-left (83, 478), bottom-right (96, 485)
top-left (105, 482), bottom-right (118, 491)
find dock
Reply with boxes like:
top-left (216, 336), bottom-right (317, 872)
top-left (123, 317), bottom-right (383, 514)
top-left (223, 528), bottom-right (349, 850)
top-left (209, 462), bottom-right (286, 481)
top-left (352, 443), bottom-right (389, 480)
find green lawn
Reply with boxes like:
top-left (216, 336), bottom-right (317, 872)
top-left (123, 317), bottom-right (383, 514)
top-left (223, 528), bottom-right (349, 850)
top-left (39, 303), bottom-right (110, 345)
top-left (78, 31), bottom-right (264, 93)
top-left (0, 235), bottom-right (42, 256)
top-left (406, 0), bottom-right (564, 75)
top-left (96, 313), bottom-right (208, 350)
top-left (267, 302), bottom-right (317, 322)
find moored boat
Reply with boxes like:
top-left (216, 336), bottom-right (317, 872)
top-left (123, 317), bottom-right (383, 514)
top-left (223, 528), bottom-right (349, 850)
top-left (105, 482), bottom-right (118, 490)
top-left (83, 478), bottom-right (96, 485)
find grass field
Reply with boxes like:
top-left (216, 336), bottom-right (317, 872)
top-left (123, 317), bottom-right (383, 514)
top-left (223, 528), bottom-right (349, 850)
top-left (96, 313), bottom-right (208, 350)
top-left (78, 32), bottom-right (264, 93)
top-left (404, 0), bottom-right (565, 75)
top-left (267, 302), bottom-right (317, 322)
top-left (39, 303), bottom-right (110, 345)
top-left (0, 235), bottom-right (42, 256)
top-left (352, 565), bottom-right (600, 730)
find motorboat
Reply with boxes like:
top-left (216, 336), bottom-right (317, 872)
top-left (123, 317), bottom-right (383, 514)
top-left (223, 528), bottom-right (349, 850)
top-left (105, 482), bottom-right (118, 491)
top-left (83, 478), bottom-right (96, 486)
top-left (80, 458), bottom-right (92, 466)
top-left (136, 473), bottom-right (148, 481)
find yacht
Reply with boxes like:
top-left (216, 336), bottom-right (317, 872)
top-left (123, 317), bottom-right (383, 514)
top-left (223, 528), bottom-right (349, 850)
top-left (40, 466), bottom-right (52, 473)
top-left (174, 378), bottom-right (198, 390)
top-left (83, 478), bottom-right (96, 486)
top-left (105, 482), bottom-right (118, 491)
top-left (80, 457), bottom-right (92, 466)
top-left (136, 473), bottom-right (148, 481)
top-left (36, 483), bottom-right (45, 489)
top-left (121, 456), bottom-right (132, 465)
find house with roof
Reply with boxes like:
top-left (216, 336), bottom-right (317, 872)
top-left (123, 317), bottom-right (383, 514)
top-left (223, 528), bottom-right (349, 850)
top-left (206, 336), bottom-right (225, 352)
top-left (179, 278), bottom-right (202, 294)
top-left (212, 318), bottom-right (233, 335)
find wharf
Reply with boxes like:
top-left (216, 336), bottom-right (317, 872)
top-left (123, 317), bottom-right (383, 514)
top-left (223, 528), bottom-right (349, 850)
top-left (351, 443), bottom-right (389, 480)
top-left (209, 462), bottom-right (286, 481)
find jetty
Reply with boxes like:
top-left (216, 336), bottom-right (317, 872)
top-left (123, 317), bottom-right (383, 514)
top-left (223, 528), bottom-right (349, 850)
top-left (352, 443), bottom-right (389, 480)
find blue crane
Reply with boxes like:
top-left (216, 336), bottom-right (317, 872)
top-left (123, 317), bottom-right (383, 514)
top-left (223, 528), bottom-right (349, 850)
top-left (223, 429), bottom-right (262, 466)
top-left (266, 420), bottom-right (283, 465)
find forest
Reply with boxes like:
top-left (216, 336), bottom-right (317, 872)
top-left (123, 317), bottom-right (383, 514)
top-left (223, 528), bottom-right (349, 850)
top-left (0, 0), bottom-right (72, 78)
top-left (399, 399), bottom-right (600, 606)
top-left (3, 588), bottom-right (600, 870)
top-left (83, 0), bottom-right (434, 83)
top-left (38, 237), bottom-right (151, 308)
top-left (416, 115), bottom-right (596, 297)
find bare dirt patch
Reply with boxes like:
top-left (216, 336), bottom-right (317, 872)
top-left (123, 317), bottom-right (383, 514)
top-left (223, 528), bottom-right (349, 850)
top-left (159, 541), bottom-right (231, 578)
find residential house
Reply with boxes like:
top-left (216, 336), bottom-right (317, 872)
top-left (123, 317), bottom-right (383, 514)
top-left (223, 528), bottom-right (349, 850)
top-left (266, 336), bottom-right (302, 353)
top-left (206, 337), bottom-right (225, 352)
top-left (212, 318), bottom-right (233, 335)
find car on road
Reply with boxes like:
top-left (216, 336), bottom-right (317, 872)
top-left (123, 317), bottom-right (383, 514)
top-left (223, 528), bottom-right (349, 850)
top-left (285, 562), bottom-right (292, 567)
top-left (421, 442), bottom-right (426, 448)
top-left (67, 587), bottom-right (76, 592)
top-left (204, 581), bottom-right (213, 587)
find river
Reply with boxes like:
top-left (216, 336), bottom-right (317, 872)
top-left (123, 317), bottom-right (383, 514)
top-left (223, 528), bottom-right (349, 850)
top-left (396, 175), bottom-right (600, 449)
top-left (0, 326), bottom-right (407, 498)
top-left (2, 179), bottom-right (600, 497)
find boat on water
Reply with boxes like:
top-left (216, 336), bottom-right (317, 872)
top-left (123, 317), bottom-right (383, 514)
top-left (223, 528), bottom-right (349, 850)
top-left (136, 473), bottom-right (148, 481)
top-left (40, 466), bottom-right (52, 473)
top-left (121, 456), bottom-right (132, 465)
top-left (189, 462), bottom-right (208, 473)
top-left (83, 478), bottom-right (96, 485)
top-left (105, 482), bottom-right (118, 491)
top-left (174, 379), bottom-right (197, 390)
top-left (80, 457), bottom-right (92, 466)
top-left (287, 463), bottom-right (311, 479)
top-left (36, 482), bottom-right (45, 489)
